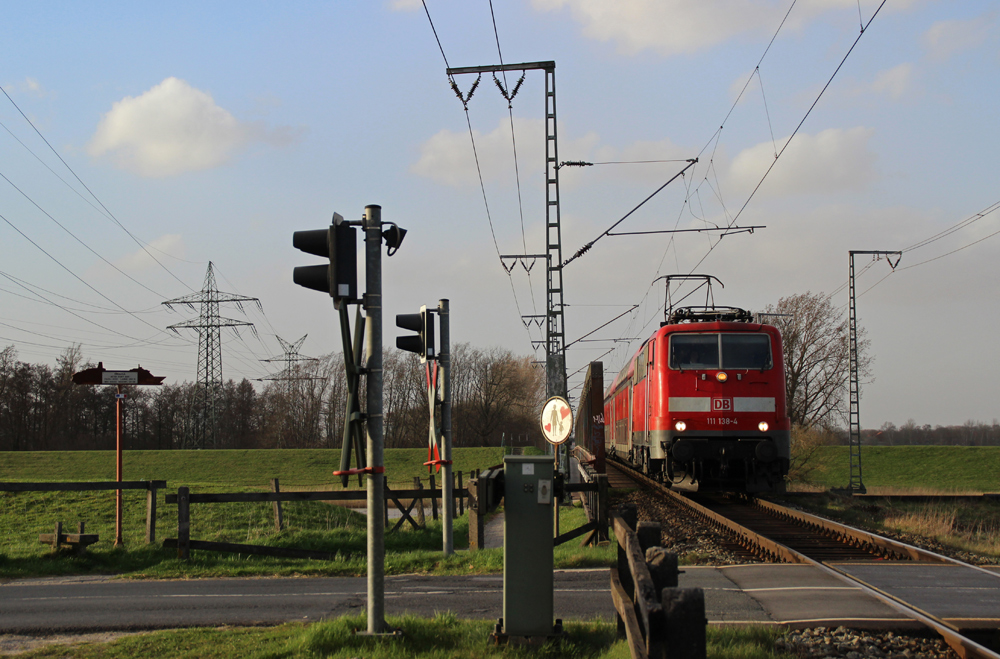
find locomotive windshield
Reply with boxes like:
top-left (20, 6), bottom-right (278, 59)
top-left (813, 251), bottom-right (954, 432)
top-left (669, 333), bottom-right (772, 370)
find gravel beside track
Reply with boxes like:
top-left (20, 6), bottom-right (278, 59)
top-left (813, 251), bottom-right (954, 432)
top-left (778, 627), bottom-right (958, 659)
top-left (610, 489), bottom-right (764, 565)
top-left (606, 472), bottom-right (986, 658)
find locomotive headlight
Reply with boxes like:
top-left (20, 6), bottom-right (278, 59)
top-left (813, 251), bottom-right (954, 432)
top-left (674, 421), bottom-right (687, 432)
top-left (716, 372), bottom-right (728, 382)
top-left (758, 421), bottom-right (769, 432)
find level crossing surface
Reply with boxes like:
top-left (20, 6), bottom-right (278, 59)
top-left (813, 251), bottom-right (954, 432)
top-left (829, 563), bottom-right (1000, 628)
top-left (5, 565), bottom-right (997, 634)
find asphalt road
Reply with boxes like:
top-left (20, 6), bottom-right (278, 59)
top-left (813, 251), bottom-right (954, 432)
top-left (7, 563), bottom-right (997, 635)
top-left (0, 570), bottom-right (615, 634)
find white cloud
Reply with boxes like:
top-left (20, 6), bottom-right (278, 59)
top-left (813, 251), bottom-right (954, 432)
top-left (388, 0), bottom-right (421, 10)
top-left (411, 117), bottom-right (546, 186)
top-left (923, 13), bottom-right (995, 61)
top-left (869, 63), bottom-right (914, 100)
top-left (728, 127), bottom-right (877, 197)
top-left (7, 77), bottom-right (52, 98)
top-left (24, 77), bottom-right (45, 97)
top-left (530, 0), bottom-right (894, 56)
top-left (88, 77), bottom-right (299, 178)
top-left (117, 234), bottom-right (185, 270)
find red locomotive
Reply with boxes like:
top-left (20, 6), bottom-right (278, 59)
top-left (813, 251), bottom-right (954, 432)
top-left (604, 276), bottom-right (789, 493)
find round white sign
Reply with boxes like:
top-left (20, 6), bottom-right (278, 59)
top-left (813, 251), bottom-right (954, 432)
top-left (540, 396), bottom-right (573, 445)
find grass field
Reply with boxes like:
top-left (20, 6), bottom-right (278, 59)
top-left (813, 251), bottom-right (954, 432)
top-left (6, 615), bottom-right (792, 659)
top-left (0, 447), bottom-right (506, 489)
top-left (0, 448), bottom-right (614, 580)
top-left (785, 445), bottom-right (1000, 561)
top-left (801, 445), bottom-right (1000, 492)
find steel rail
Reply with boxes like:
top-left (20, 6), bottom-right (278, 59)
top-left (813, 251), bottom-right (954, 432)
top-left (607, 457), bottom-right (1000, 659)
top-left (804, 556), bottom-right (1000, 659)
top-left (583, 453), bottom-right (1000, 658)
top-left (751, 497), bottom-right (1000, 578)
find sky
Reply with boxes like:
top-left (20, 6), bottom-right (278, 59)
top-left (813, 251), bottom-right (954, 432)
top-left (1, 1), bottom-right (998, 429)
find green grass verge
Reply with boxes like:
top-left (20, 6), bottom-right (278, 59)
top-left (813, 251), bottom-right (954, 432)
top-left (11, 614), bottom-right (791, 659)
top-left (0, 447), bottom-right (506, 489)
top-left (0, 448), bottom-right (614, 579)
top-left (803, 446), bottom-right (1000, 492)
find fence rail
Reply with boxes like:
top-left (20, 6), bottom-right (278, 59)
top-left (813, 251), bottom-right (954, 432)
top-left (568, 446), bottom-right (609, 545)
top-left (0, 481), bottom-right (165, 492)
top-left (611, 503), bottom-right (706, 659)
top-left (1, 480), bottom-right (166, 544)
top-left (164, 475), bottom-right (471, 560)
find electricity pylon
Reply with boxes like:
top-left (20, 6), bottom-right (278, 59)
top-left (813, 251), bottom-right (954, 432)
top-left (163, 262), bottom-right (260, 449)
top-left (259, 334), bottom-right (317, 380)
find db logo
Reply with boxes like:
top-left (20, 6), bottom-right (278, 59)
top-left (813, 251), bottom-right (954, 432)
top-left (713, 398), bottom-right (732, 411)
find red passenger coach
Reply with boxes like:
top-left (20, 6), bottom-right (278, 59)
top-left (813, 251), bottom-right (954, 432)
top-left (604, 276), bottom-right (790, 493)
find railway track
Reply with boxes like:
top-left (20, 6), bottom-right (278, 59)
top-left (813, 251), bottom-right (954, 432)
top-left (603, 458), bottom-right (1000, 659)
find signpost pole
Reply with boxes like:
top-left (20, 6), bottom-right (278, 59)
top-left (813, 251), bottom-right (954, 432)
top-left (115, 384), bottom-right (124, 547)
top-left (539, 396), bottom-right (573, 539)
top-left (71, 364), bottom-right (164, 548)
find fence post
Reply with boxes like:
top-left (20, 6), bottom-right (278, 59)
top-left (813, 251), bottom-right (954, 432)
top-left (456, 471), bottom-right (463, 516)
top-left (429, 473), bottom-right (438, 521)
top-left (50, 522), bottom-right (62, 551)
top-left (177, 486), bottom-right (190, 560)
top-left (615, 504), bottom-right (638, 637)
top-left (662, 588), bottom-right (707, 659)
top-left (468, 476), bottom-right (486, 550)
top-left (384, 482), bottom-right (390, 526)
top-left (636, 521), bottom-right (661, 554)
top-left (414, 477), bottom-right (426, 528)
top-left (597, 474), bottom-right (609, 542)
top-left (146, 484), bottom-right (158, 544)
top-left (271, 478), bottom-right (284, 532)
top-left (646, 547), bottom-right (679, 592)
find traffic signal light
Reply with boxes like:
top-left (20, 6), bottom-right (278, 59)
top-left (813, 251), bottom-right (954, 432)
top-left (396, 305), bottom-right (435, 362)
top-left (293, 212), bottom-right (357, 305)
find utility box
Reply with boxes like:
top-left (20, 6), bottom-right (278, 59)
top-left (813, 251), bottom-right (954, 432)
top-left (500, 455), bottom-right (559, 639)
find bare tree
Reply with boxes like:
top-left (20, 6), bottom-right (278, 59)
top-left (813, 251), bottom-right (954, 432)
top-left (764, 292), bottom-right (872, 429)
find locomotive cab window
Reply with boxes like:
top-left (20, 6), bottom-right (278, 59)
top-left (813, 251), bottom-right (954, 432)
top-left (669, 333), bottom-right (772, 370)
top-left (721, 334), bottom-right (772, 370)
top-left (669, 335), bottom-right (720, 370)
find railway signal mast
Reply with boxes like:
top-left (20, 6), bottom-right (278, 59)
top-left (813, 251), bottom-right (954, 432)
top-left (847, 250), bottom-right (901, 494)
top-left (293, 205), bottom-right (408, 635)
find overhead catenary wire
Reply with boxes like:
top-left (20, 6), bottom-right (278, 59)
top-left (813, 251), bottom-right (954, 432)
top-left (420, 0), bottom-right (542, 355)
top-left (562, 159), bottom-right (699, 267)
top-left (488, 0), bottom-right (538, 317)
top-left (632, 0), bottom-right (889, 336)
top-left (849, 199), bottom-right (1000, 300)
top-left (569, 0), bottom-right (890, 389)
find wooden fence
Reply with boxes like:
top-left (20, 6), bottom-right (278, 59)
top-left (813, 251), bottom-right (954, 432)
top-left (464, 465), bottom-right (608, 550)
top-left (563, 450), bottom-right (609, 546)
top-left (611, 503), bottom-right (706, 659)
top-left (0, 480), bottom-right (167, 544)
top-left (163, 474), bottom-right (470, 560)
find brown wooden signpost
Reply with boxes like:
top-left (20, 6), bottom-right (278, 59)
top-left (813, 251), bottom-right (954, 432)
top-left (72, 363), bottom-right (165, 546)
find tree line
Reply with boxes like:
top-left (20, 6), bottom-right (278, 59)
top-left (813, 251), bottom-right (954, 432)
top-left (865, 420), bottom-right (1000, 446)
top-left (0, 343), bottom-right (544, 452)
